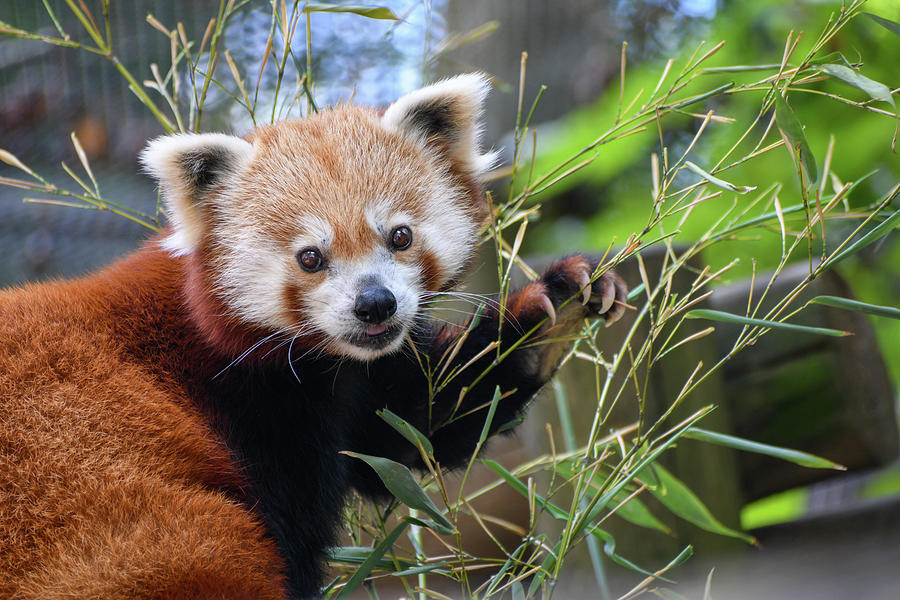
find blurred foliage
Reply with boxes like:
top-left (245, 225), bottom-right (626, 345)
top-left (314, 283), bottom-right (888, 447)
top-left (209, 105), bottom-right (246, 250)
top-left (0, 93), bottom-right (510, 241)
top-left (521, 0), bottom-right (900, 387)
top-left (741, 486), bottom-right (809, 529)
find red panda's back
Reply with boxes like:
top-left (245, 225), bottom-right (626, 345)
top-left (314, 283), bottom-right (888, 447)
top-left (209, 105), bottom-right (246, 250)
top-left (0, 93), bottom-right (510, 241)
top-left (0, 256), bottom-right (289, 599)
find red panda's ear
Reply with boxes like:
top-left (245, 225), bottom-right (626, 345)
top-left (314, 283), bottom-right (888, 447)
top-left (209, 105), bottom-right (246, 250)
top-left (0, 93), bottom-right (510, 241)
top-left (141, 133), bottom-right (254, 255)
top-left (381, 73), bottom-right (499, 176)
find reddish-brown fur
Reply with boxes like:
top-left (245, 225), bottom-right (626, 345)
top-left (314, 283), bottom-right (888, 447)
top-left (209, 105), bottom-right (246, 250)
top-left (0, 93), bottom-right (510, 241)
top-left (0, 246), bottom-right (289, 599)
top-left (0, 77), bottom-right (627, 598)
top-left (0, 81), bottom-right (497, 596)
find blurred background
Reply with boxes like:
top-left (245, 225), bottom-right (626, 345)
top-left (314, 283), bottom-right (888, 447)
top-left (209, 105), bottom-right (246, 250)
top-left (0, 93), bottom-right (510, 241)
top-left (1, 1), bottom-right (898, 598)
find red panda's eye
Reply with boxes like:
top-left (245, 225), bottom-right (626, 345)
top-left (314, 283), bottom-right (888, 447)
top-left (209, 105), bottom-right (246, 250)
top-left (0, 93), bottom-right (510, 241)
top-left (390, 226), bottom-right (413, 251)
top-left (297, 248), bottom-right (325, 272)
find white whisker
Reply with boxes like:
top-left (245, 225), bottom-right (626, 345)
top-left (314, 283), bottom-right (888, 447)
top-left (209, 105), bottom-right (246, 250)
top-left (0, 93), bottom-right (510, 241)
top-left (214, 329), bottom-right (291, 379)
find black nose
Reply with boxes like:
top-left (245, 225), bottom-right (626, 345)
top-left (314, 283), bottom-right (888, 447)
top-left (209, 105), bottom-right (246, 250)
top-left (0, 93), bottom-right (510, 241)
top-left (354, 286), bottom-right (397, 324)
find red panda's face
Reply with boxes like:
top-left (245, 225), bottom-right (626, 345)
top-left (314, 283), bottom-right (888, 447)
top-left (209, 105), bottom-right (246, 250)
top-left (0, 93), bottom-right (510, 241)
top-left (142, 74), bottom-right (497, 360)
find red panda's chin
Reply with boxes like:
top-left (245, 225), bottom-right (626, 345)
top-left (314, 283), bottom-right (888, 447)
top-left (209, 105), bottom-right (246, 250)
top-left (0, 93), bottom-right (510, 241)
top-left (332, 323), bottom-right (407, 361)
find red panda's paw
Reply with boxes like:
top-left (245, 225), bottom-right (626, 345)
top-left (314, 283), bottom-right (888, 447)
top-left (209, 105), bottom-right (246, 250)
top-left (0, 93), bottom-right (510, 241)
top-left (536, 255), bottom-right (628, 327)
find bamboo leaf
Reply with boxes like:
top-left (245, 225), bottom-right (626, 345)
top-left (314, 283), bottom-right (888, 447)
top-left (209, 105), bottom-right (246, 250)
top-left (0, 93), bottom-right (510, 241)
top-left (527, 540), bottom-right (563, 597)
top-left (774, 195), bottom-right (786, 257)
top-left (303, 3), bottom-right (399, 20)
top-left (485, 541), bottom-right (528, 596)
top-left (822, 64), bottom-right (896, 109)
top-left (478, 386), bottom-right (503, 446)
top-left (392, 561), bottom-right (449, 577)
top-left (482, 458), bottom-right (570, 521)
top-left (553, 459), bottom-right (670, 533)
top-left (627, 282), bottom-right (645, 301)
top-left (581, 406), bottom-right (715, 528)
top-left (775, 93), bottom-right (818, 184)
top-left (822, 64), bottom-right (899, 149)
top-left (808, 51), bottom-right (850, 66)
top-left (70, 132), bottom-right (98, 194)
top-left (715, 172), bottom-right (875, 238)
top-left (683, 427), bottom-right (845, 470)
top-left (684, 308), bottom-right (850, 337)
top-left (377, 408), bottom-right (434, 459)
top-left (589, 527), bottom-right (670, 579)
top-left (865, 12), bottom-right (900, 38)
top-left (826, 206), bottom-right (900, 266)
top-left (0, 148), bottom-right (39, 179)
top-left (651, 463), bottom-right (756, 545)
top-left (328, 545), bottom-right (415, 570)
top-left (809, 295), bottom-right (900, 320)
top-left (486, 468), bottom-right (660, 582)
top-left (341, 452), bottom-right (454, 534)
top-left (612, 493), bottom-right (672, 534)
top-left (334, 519), bottom-right (410, 598)
top-left (684, 161), bottom-right (757, 194)
top-left (512, 581), bottom-right (526, 600)
top-left (496, 414), bottom-right (525, 434)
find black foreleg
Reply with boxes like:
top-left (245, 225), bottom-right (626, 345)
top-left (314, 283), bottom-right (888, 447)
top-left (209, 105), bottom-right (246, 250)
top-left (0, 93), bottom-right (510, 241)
top-left (345, 255), bottom-right (627, 497)
top-left (421, 255), bottom-right (627, 469)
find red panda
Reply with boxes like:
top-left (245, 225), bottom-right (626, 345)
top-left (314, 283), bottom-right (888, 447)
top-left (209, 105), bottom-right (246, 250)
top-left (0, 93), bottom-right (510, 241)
top-left (0, 74), bottom-right (626, 599)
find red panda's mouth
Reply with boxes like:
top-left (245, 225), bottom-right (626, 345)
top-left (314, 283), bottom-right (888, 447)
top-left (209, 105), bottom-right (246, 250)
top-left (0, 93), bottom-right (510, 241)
top-left (364, 323), bottom-right (389, 337)
top-left (346, 322), bottom-right (403, 352)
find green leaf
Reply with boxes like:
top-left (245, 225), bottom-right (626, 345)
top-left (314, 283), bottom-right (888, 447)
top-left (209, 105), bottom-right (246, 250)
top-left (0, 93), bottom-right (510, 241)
top-left (485, 459), bottom-right (659, 577)
top-left (683, 427), bottom-right (845, 470)
top-left (467, 301), bottom-right (487, 332)
top-left (484, 540), bottom-right (529, 596)
top-left (335, 519), bottom-right (410, 598)
top-left (822, 64), bottom-right (896, 109)
top-left (581, 406), bottom-right (715, 528)
top-left (684, 308), bottom-right (850, 337)
top-left (496, 414), bottom-right (525, 434)
top-left (512, 581), bottom-right (526, 600)
top-left (553, 459), bottom-right (670, 533)
top-left (822, 65), bottom-right (898, 150)
top-left (775, 92), bottom-right (818, 184)
top-left (482, 458), bottom-right (570, 520)
top-left (664, 545), bottom-right (695, 572)
top-left (684, 161), bottom-right (757, 194)
top-left (527, 539), bottom-right (563, 597)
top-left (392, 561), bottom-right (449, 577)
top-left (651, 463), bottom-right (756, 545)
top-left (478, 386), bottom-right (503, 445)
top-left (635, 460), bottom-right (661, 490)
top-left (612, 493), bottom-right (672, 534)
top-left (328, 546), bottom-right (415, 570)
top-left (376, 408), bottom-right (434, 459)
top-left (669, 82), bottom-right (735, 110)
top-left (740, 488), bottom-right (808, 529)
top-left (810, 295), bottom-right (900, 320)
top-left (865, 12), bottom-right (900, 38)
top-left (303, 3), bottom-right (399, 20)
top-left (826, 206), bottom-right (900, 266)
top-left (341, 452), bottom-right (454, 534)
top-left (807, 51), bottom-right (850, 66)
top-left (626, 282), bottom-right (645, 301)
top-left (589, 527), bottom-right (672, 580)
top-left (715, 172), bottom-right (876, 238)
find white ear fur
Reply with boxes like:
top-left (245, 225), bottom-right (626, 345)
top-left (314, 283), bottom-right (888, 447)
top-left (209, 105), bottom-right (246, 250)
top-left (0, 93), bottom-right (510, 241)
top-left (381, 73), bottom-right (500, 175)
top-left (141, 133), bottom-right (253, 256)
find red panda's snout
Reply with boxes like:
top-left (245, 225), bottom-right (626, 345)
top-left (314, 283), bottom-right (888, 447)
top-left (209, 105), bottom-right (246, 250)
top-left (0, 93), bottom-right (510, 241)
top-left (304, 248), bottom-right (423, 361)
